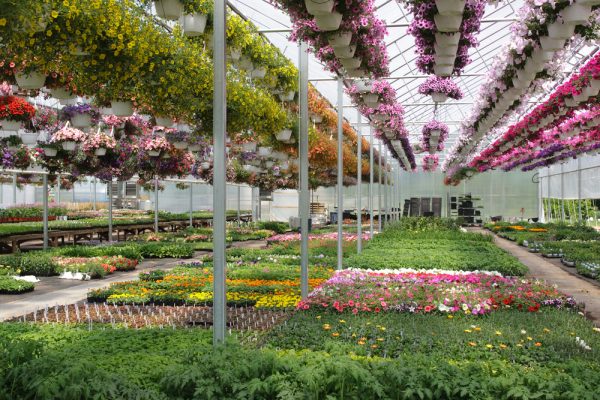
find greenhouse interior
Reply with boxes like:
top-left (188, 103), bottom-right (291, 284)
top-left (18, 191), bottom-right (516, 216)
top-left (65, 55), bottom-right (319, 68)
top-left (1, 0), bottom-right (600, 398)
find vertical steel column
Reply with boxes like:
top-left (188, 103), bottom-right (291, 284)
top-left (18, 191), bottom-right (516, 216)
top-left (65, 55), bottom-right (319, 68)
top-left (189, 183), bottom-right (193, 228)
top-left (356, 111), bottom-right (362, 254)
top-left (12, 173), bottom-right (17, 205)
top-left (299, 41), bottom-right (310, 299)
top-left (538, 175), bottom-right (543, 222)
top-left (93, 178), bottom-right (97, 211)
top-left (72, 182), bottom-right (76, 203)
top-left (108, 180), bottom-right (113, 242)
top-left (560, 163), bottom-right (565, 221)
top-left (547, 167), bottom-right (552, 222)
top-left (384, 149), bottom-right (388, 225)
top-left (154, 178), bottom-right (159, 233)
top-left (377, 141), bottom-right (382, 231)
top-left (212, 0), bottom-right (227, 346)
top-left (237, 185), bottom-right (241, 226)
top-left (369, 127), bottom-right (374, 238)
top-left (578, 158), bottom-right (582, 223)
top-left (42, 174), bottom-right (48, 250)
top-left (336, 78), bottom-right (343, 270)
top-left (57, 174), bottom-right (61, 204)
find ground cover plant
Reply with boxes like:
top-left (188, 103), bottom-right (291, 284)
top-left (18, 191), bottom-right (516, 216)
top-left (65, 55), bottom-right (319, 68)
top-left (487, 221), bottom-right (600, 244)
top-left (346, 219), bottom-right (527, 275)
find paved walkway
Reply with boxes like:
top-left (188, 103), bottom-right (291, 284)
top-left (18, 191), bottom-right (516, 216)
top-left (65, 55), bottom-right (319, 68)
top-left (472, 228), bottom-right (600, 326)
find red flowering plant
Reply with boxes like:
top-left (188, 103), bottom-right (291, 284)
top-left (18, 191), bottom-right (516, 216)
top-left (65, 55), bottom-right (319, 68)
top-left (0, 96), bottom-right (36, 122)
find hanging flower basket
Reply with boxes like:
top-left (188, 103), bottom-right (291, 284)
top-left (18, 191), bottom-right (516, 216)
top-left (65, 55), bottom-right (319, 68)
top-left (559, 4), bottom-right (592, 24)
top-left (251, 67), bottom-right (267, 79)
top-left (62, 141), bottom-right (77, 151)
top-left (239, 57), bottom-right (254, 71)
top-left (363, 93), bottom-right (379, 108)
top-left (258, 146), bottom-right (272, 156)
top-left (180, 13), bottom-right (207, 37)
top-left (110, 100), bottom-right (134, 117)
top-left (433, 14), bottom-right (462, 32)
top-left (0, 96), bottom-right (36, 131)
top-left (42, 147), bottom-right (58, 157)
top-left (547, 21), bottom-right (575, 40)
top-left (332, 45), bottom-right (356, 59)
top-left (276, 129), bottom-right (293, 141)
top-left (141, 136), bottom-right (170, 157)
top-left (310, 113), bottom-right (323, 123)
top-left (540, 36), bottom-right (564, 52)
top-left (229, 48), bottom-right (242, 61)
top-left (328, 31), bottom-right (352, 47)
top-left (188, 144), bottom-right (202, 152)
top-left (304, 0), bottom-right (335, 15)
top-left (95, 148), bottom-right (107, 156)
top-left (340, 57), bottom-right (362, 70)
top-left (154, 0), bottom-right (182, 20)
top-left (419, 76), bottom-right (463, 101)
top-left (148, 150), bottom-right (161, 157)
top-left (50, 87), bottom-right (76, 100)
top-left (314, 12), bottom-right (343, 31)
top-left (278, 91), bottom-right (296, 102)
top-left (14, 71), bottom-right (46, 90)
top-left (173, 141), bottom-right (188, 149)
top-left (19, 132), bottom-right (38, 145)
top-left (155, 116), bottom-right (174, 127)
top-left (201, 161), bottom-right (211, 170)
top-left (241, 141), bottom-right (257, 152)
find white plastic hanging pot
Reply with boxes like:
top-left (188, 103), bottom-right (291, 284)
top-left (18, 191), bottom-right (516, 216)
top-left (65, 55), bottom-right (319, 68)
top-left (512, 77), bottom-right (527, 90)
top-left (61, 141), bottom-right (77, 151)
top-left (110, 100), bottom-right (134, 117)
top-left (540, 36), bottom-right (565, 52)
top-left (94, 147), bottom-right (107, 156)
top-left (328, 31), bottom-right (352, 47)
top-left (384, 130), bottom-right (395, 139)
top-left (278, 91), bottom-right (296, 102)
top-left (340, 57), bottom-right (362, 70)
top-left (70, 46), bottom-right (90, 56)
top-left (15, 71), bottom-right (46, 90)
top-left (590, 78), bottom-right (600, 94)
top-left (354, 80), bottom-right (373, 93)
top-left (258, 146), bottom-right (272, 156)
top-left (530, 49), bottom-right (554, 64)
top-left (99, 107), bottom-right (113, 115)
top-left (346, 68), bottom-right (368, 78)
top-left (242, 164), bottom-right (254, 173)
top-left (229, 48), bottom-right (242, 62)
top-left (524, 60), bottom-right (541, 75)
top-left (265, 160), bottom-right (275, 168)
top-left (50, 87), bottom-right (75, 100)
top-left (70, 113), bottom-right (92, 128)
top-left (304, 0), bottom-right (335, 15)
top-left (433, 64), bottom-right (453, 77)
top-left (310, 113), bottom-right (323, 123)
top-left (0, 119), bottom-right (21, 131)
top-left (155, 116), bottom-right (174, 127)
top-left (547, 21), bottom-right (575, 40)
top-left (188, 144), bottom-right (201, 152)
top-left (43, 147), bottom-right (58, 157)
top-left (276, 129), bottom-right (293, 141)
top-left (332, 44), bottom-right (356, 59)
top-left (435, 0), bottom-right (466, 15)
top-left (148, 150), bottom-right (161, 157)
top-left (577, 0), bottom-right (600, 5)
top-left (314, 12), bottom-right (343, 31)
top-left (574, 90), bottom-right (589, 103)
top-left (434, 43), bottom-right (458, 56)
top-left (559, 4), bottom-right (592, 24)
top-left (241, 141), bottom-right (257, 152)
top-left (434, 55), bottom-right (455, 66)
top-left (363, 93), bottom-right (380, 108)
top-left (239, 56), bottom-right (254, 71)
top-left (201, 161), bottom-right (211, 170)
top-left (180, 13), bottom-right (207, 37)
top-left (433, 13), bottom-right (462, 32)
top-left (173, 141), bottom-right (188, 150)
top-left (153, 0), bottom-right (182, 20)
top-left (582, 85), bottom-right (597, 99)
top-left (435, 32), bottom-right (460, 46)
top-left (371, 114), bottom-right (389, 122)
top-left (251, 67), bottom-right (267, 79)
top-left (20, 132), bottom-right (38, 145)
top-left (516, 68), bottom-right (535, 83)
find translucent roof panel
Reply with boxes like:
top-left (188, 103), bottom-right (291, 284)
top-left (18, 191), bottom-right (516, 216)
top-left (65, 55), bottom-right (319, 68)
top-left (229, 0), bottom-right (536, 166)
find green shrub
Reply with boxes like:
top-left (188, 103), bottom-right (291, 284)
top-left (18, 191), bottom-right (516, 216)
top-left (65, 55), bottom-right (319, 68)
top-left (0, 276), bottom-right (34, 294)
top-left (137, 242), bottom-right (195, 258)
top-left (257, 221), bottom-right (289, 234)
top-left (19, 253), bottom-right (58, 276)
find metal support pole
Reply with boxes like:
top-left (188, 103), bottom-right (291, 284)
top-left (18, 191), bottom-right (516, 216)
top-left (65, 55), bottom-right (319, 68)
top-left (356, 111), bottom-right (362, 254)
top-left (384, 150), bottom-right (389, 225)
top-left (299, 41), bottom-right (310, 299)
top-left (12, 173), bottom-right (17, 205)
top-left (212, 0), bottom-right (227, 346)
top-left (578, 158), bottom-right (582, 223)
top-left (189, 183), bottom-right (193, 228)
top-left (154, 178), bottom-right (159, 233)
top-left (547, 167), bottom-right (551, 222)
top-left (93, 178), bottom-right (97, 211)
top-left (108, 180), bottom-right (113, 242)
top-left (378, 142), bottom-right (382, 231)
top-left (42, 174), bottom-right (48, 250)
top-left (369, 127), bottom-right (374, 238)
top-left (72, 182), bottom-right (76, 204)
top-left (57, 174), bottom-right (61, 204)
top-left (336, 78), bottom-right (343, 270)
top-left (560, 163), bottom-right (565, 222)
top-left (237, 185), bottom-right (241, 226)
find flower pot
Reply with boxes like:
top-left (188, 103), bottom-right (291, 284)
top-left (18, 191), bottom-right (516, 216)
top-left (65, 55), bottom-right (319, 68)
top-left (239, 56), bottom-right (254, 71)
top-left (278, 91), bottom-right (296, 102)
top-left (0, 119), bottom-right (21, 131)
top-left (154, 0), bottom-right (182, 20)
top-left (430, 129), bottom-right (442, 138)
top-left (435, 0), bottom-right (465, 15)
top-left (314, 12), bottom-right (343, 31)
top-left (305, 0), bottom-right (335, 15)
top-left (110, 100), bottom-right (134, 117)
top-left (435, 32), bottom-right (460, 46)
top-left (433, 64), bottom-right (453, 77)
top-left (384, 130), bottom-right (395, 139)
top-left (241, 141), bottom-right (257, 152)
top-left (188, 144), bottom-right (201, 152)
top-left (251, 67), bottom-right (267, 79)
top-left (243, 164), bottom-right (254, 172)
top-left (590, 78), bottom-right (600, 94)
top-left (155, 116), bottom-right (174, 127)
top-left (431, 92), bottom-right (449, 103)
top-left (61, 141), bottom-right (77, 151)
top-left (148, 150), bottom-right (161, 157)
top-left (516, 68), bottom-right (535, 83)
top-left (328, 31), bottom-right (352, 47)
top-left (346, 68), bottom-right (368, 78)
top-left (70, 113), bottom-right (92, 128)
top-left (20, 132), bottom-right (38, 145)
top-left (7, 145), bottom-right (19, 152)
top-left (94, 147), bottom-right (107, 156)
top-left (574, 90), bottom-right (589, 103)
top-left (265, 161), bottom-right (274, 168)
top-left (578, 0), bottom-right (600, 5)
top-left (531, 49), bottom-right (554, 64)
top-left (332, 44), bottom-right (356, 58)
top-left (354, 80), bottom-right (373, 93)
top-left (70, 46), bottom-right (90, 56)
top-left (229, 48), bottom-right (242, 62)
top-left (258, 146), bottom-right (272, 156)
top-left (180, 13), bottom-right (207, 36)
top-left (15, 71), bottom-right (46, 90)
top-left (50, 87), bottom-right (75, 100)
top-left (434, 43), bottom-right (458, 56)
top-left (43, 147), bottom-right (58, 157)
top-left (540, 36), bottom-right (564, 51)
top-left (512, 77), bottom-right (527, 89)
top-left (582, 85), bottom-right (597, 99)
top-left (363, 93), bottom-right (380, 108)
top-left (201, 161), bottom-right (210, 170)
top-left (524, 60), bottom-right (541, 75)
top-left (433, 13), bottom-right (462, 32)
top-left (276, 129), bottom-right (293, 141)
top-left (435, 54), bottom-right (456, 67)
top-left (559, 4), bottom-right (592, 24)
top-left (310, 113), bottom-right (323, 123)
top-left (173, 141), bottom-right (188, 149)
top-left (99, 107), bottom-right (113, 115)
top-left (371, 114), bottom-right (389, 122)
top-left (547, 21), bottom-right (575, 40)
